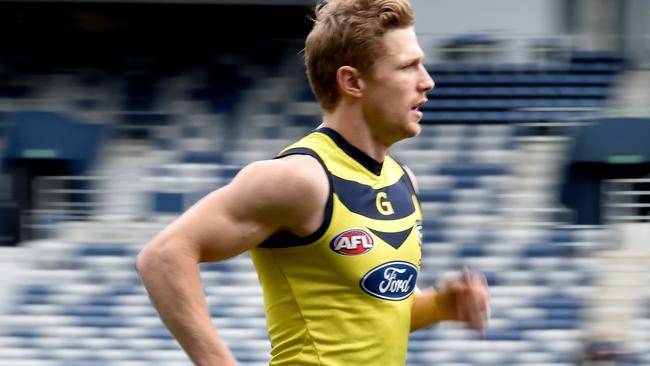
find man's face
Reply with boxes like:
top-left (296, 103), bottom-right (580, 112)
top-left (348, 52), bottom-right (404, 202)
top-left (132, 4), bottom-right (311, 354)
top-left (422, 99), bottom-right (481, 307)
top-left (360, 27), bottom-right (434, 145)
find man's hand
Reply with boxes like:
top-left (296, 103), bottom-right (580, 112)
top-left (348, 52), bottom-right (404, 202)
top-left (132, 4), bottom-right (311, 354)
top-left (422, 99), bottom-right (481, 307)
top-left (434, 268), bottom-right (491, 332)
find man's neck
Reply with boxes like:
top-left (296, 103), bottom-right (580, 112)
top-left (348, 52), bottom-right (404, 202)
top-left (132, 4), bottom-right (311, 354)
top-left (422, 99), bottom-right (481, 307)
top-left (321, 105), bottom-right (389, 162)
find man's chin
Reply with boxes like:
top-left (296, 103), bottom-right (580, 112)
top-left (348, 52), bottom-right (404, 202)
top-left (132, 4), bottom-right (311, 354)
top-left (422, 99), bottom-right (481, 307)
top-left (408, 122), bottom-right (422, 137)
top-left (386, 122), bottom-right (422, 145)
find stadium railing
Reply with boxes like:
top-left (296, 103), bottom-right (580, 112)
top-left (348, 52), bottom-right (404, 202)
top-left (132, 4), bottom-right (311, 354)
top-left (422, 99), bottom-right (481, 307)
top-left (603, 178), bottom-right (650, 223)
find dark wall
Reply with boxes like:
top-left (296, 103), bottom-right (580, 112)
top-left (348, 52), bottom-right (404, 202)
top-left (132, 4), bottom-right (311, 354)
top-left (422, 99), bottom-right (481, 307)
top-left (0, 1), bottom-right (313, 72)
top-left (561, 162), bottom-right (650, 225)
top-left (570, 118), bottom-right (650, 163)
top-left (560, 118), bottom-right (650, 224)
top-left (0, 1), bottom-right (314, 245)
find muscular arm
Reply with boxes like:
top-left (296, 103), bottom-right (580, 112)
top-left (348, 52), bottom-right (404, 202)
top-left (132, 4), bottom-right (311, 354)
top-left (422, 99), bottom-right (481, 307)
top-left (136, 156), bottom-right (328, 365)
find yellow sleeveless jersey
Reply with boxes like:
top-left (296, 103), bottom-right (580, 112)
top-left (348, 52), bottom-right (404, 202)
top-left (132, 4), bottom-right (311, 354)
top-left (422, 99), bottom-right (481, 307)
top-left (249, 127), bottom-right (423, 366)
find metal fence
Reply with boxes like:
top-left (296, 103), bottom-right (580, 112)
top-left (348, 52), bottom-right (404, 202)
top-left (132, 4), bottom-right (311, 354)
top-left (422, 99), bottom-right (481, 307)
top-left (603, 178), bottom-right (650, 223)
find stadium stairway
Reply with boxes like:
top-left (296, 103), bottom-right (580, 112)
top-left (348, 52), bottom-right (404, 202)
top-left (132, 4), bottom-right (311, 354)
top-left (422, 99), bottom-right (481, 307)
top-left (585, 225), bottom-right (650, 364)
top-left (497, 130), bottom-right (573, 227)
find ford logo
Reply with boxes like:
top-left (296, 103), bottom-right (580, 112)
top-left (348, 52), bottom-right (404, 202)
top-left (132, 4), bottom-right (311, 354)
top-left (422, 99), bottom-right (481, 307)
top-left (360, 261), bottom-right (418, 301)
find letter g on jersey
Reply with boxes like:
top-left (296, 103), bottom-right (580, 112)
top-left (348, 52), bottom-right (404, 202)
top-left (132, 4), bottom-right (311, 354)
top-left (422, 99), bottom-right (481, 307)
top-left (360, 261), bottom-right (418, 301)
top-left (375, 192), bottom-right (395, 215)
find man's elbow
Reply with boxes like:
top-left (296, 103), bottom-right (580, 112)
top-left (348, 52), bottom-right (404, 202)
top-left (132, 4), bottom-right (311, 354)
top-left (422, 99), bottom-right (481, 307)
top-left (135, 243), bottom-right (157, 279)
top-left (136, 238), bottom-right (196, 279)
top-left (136, 239), bottom-right (172, 278)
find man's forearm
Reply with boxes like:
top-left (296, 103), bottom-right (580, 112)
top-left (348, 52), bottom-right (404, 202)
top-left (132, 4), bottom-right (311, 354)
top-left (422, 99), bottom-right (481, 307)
top-left (410, 288), bottom-right (456, 331)
top-left (136, 245), bottom-right (238, 366)
top-left (411, 270), bottom-right (490, 333)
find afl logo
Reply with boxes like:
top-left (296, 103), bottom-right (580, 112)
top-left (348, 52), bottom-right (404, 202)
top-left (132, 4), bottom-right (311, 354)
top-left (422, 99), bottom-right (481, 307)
top-left (329, 229), bottom-right (374, 256)
top-left (360, 261), bottom-right (418, 301)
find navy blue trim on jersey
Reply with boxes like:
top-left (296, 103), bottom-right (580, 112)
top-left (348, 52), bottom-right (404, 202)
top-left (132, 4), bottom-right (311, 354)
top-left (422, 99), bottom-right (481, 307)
top-left (331, 173), bottom-right (416, 220)
top-left (397, 164), bottom-right (423, 217)
top-left (257, 147), bottom-right (334, 249)
top-left (316, 127), bottom-right (383, 176)
top-left (391, 158), bottom-right (422, 217)
top-left (367, 226), bottom-right (414, 250)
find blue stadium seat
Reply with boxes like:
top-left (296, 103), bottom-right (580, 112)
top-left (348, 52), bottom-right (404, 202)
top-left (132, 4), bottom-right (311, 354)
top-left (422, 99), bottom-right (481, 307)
top-left (152, 192), bottom-right (184, 214)
top-left (80, 245), bottom-right (129, 257)
top-left (183, 151), bottom-right (224, 164)
top-left (458, 243), bottom-right (485, 257)
top-left (524, 243), bottom-right (577, 257)
top-left (437, 163), bottom-right (507, 176)
top-left (429, 86), bottom-right (609, 98)
top-left (121, 113), bottom-right (170, 126)
top-left (433, 74), bottom-right (616, 86)
top-left (532, 295), bottom-right (583, 310)
top-left (422, 98), bottom-right (607, 111)
top-left (549, 228), bottom-right (577, 243)
top-left (418, 189), bottom-right (454, 203)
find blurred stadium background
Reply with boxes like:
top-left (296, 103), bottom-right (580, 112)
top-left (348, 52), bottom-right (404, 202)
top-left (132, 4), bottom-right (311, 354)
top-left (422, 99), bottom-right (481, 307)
top-left (0, 0), bottom-right (649, 365)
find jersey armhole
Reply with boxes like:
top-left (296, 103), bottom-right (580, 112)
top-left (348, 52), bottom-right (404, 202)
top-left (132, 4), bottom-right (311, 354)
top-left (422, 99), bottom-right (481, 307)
top-left (257, 147), bottom-right (334, 248)
top-left (393, 159), bottom-right (418, 196)
top-left (395, 161), bottom-right (423, 215)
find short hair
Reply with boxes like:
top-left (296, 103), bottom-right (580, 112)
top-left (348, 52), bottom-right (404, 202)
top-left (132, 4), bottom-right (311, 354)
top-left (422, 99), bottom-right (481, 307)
top-left (304, 0), bottom-right (415, 111)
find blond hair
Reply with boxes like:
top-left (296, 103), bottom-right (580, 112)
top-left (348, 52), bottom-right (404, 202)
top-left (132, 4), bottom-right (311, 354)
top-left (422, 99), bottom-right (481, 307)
top-left (304, 0), bottom-right (415, 111)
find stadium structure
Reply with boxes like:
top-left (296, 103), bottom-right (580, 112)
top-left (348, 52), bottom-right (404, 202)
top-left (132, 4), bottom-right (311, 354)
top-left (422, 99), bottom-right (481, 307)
top-left (0, 0), bottom-right (649, 365)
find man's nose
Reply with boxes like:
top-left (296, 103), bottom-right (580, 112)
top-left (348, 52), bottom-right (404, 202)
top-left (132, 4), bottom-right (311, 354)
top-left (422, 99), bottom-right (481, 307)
top-left (419, 65), bottom-right (434, 92)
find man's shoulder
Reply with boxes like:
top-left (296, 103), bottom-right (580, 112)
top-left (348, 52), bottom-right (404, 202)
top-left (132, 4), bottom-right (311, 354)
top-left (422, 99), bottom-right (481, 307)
top-left (275, 154), bottom-right (329, 194)
top-left (233, 155), bottom-right (328, 234)
top-left (236, 155), bottom-right (328, 212)
top-left (277, 128), bottom-right (336, 158)
top-left (241, 154), bottom-right (326, 190)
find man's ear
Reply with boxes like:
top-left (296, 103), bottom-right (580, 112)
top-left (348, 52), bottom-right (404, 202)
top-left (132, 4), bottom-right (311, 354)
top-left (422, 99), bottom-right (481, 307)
top-left (336, 66), bottom-right (364, 99)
